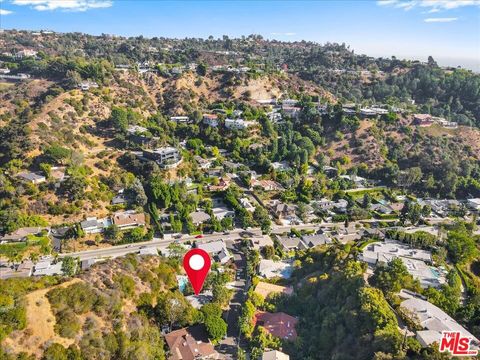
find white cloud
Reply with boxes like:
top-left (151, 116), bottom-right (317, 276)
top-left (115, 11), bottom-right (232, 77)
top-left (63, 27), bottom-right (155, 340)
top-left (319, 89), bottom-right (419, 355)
top-left (0, 8), bottom-right (13, 14)
top-left (424, 17), bottom-right (458, 22)
top-left (377, 0), bottom-right (480, 11)
top-left (11, 0), bottom-right (112, 12)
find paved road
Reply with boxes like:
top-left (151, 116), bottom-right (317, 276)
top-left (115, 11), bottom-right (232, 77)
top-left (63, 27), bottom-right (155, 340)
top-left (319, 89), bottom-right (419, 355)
top-left (217, 240), bottom-right (247, 359)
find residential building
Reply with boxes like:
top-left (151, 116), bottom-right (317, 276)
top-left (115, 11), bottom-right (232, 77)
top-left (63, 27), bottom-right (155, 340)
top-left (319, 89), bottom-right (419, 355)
top-left (240, 197), bottom-right (255, 212)
top-left (0, 261), bottom-right (34, 279)
top-left (467, 198), bottom-right (480, 211)
top-left (14, 49), bottom-right (37, 59)
top-left (255, 281), bottom-right (293, 299)
top-left (196, 240), bottom-right (231, 264)
top-left (278, 236), bottom-right (305, 251)
top-left (203, 114), bottom-right (219, 127)
top-left (255, 311), bottom-right (298, 341)
top-left (262, 350), bottom-right (290, 360)
top-left (400, 296), bottom-right (479, 348)
top-left (211, 206), bottom-right (234, 220)
top-left (190, 211), bottom-right (211, 226)
top-left (143, 147), bottom-right (182, 169)
top-left (17, 171), bottom-right (46, 184)
top-left (269, 201), bottom-right (296, 219)
top-left (282, 106), bottom-right (301, 119)
top-left (112, 210), bottom-right (146, 230)
top-left (194, 155), bottom-right (213, 169)
top-left (259, 259), bottom-right (293, 279)
top-left (164, 325), bottom-right (219, 360)
top-left (80, 217), bottom-right (111, 234)
top-left (414, 114), bottom-right (434, 127)
top-left (360, 108), bottom-right (377, 117)
top-left (78, 81), bottom-right (98, 91)
top-left (224, 118), bottom-right (254, 130)
top-left (301, 234), bottom-right (332, 248)
top-left (208, 176), bottom-right (231, 192)
top-left (170, 116), bottom-right (190, 123)
top-left (248, 235), bottom-right (274, 251)
top-left (33, 259), bottom-right (64, 276)
top-left (1, 227), bottom-right (49, 243)
top-left (360, 240), bottom-right (446, 288)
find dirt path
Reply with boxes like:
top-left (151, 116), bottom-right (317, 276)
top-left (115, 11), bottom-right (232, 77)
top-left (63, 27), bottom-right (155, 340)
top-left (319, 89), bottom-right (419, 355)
top-left (3, 278), bottom-right (82, 358)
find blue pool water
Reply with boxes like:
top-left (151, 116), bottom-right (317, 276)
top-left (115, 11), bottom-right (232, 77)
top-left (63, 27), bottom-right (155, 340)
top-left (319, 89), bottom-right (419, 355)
top-left (177, 275), bottom-right (188, 293)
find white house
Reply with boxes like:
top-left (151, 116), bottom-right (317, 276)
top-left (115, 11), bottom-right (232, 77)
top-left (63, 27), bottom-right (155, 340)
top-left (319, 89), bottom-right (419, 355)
top-left (224, 118), bottom-right (254, 130)
top-left (400, 296), bottom-right (479, 348)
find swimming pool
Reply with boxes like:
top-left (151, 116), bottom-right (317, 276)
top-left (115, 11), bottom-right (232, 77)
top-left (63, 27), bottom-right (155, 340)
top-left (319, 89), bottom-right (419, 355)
top-left (177, 275), bottom-right (188, 293)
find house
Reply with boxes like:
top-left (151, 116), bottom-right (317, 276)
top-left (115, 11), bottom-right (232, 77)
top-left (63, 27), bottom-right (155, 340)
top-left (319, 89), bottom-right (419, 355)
top-left (211, 206), bottom-right (235, 220)
top-left (190, 211), bottom-right (211, 226)
top-left (14, 49), bottom-right (37, 59)
top-left (251, 179), bottom-right (284, 191)
top-left (17, 171), bottom-right (46, 184)
top-left (282, 106), bottom-right (301, 119)
top-left (360, 108), bottom-right (377, 117)
top-left (259, 259), bottom-right (293, 279)
top-left (0, 261), bottom-right (34, 279)
top-left (81, 259), bottom-right (96, 271)
top-left (194, 155), bottom-right (213, 169)
top-left (467, 198), bottom-right (480, 211)
top-left (78, 81), bottom-right (98, 91)
top-left (197, 240), bottom-right (231, 264)
top-left (240, 197), bottom-right (255, 212)
top-left (249, 235), bottom-right (274, 251)
top-left (50, 166), bottom-right (66, 182)
top-left (360, 240), bottom-right (446, 288)
top-left (203, 114), bottom-right (219, 127)
top-left (278, 236), bottom-right (305, 251)
top-left (262, 350), bottom-right (290, 360)
top-left (33, 259), bottom-right (64, 276)
top-left (112, 211), bottom-right (146, 230)
top-left (80, 217), bottom-right (111, 234)
top-left (271, 161), bottom-right (292, 171)
top-left (164, 325), bottom-right (220, 360)
top-left (282, 99), bottom-right (298, 106)
top-left (270, 201), bottom-right (296, 219)
top-left (224, 118), bottom-right (254, 130)
top-left (301, 234), bottom-right (332, 248)
top-left (170, 116), bottom-right (190, 123)
top-left (185, 291), bottom-right (214, 309)
top-left (255, 281), bottom-right (293, 299)
top-left (143, 147), bottom-right (182, 169)
top-left (1, 227), bottom-right (49, 243)
top-left (208, 177), bottom-right (231, 192)
top-left (111, 194), bottom-right (126, 205)
top-left (413, 114), bottom-right (434, 127)
top-left (127, 125), bottom-right (148, 135)
top-left (255, 311), bottom-right (298, 341)
top-left (400, 297), bottom-right (479, 348)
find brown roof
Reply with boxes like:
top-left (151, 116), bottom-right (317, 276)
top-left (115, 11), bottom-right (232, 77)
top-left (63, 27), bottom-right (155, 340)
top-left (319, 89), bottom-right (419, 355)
top-left (112, 211), bottom-right (146, 227)
top-left (254, 282), bottom-right (293, 299)
top-left (254, 311), bottom-right (298, 340)
top-left (164, 325), bottom-right (217, 360)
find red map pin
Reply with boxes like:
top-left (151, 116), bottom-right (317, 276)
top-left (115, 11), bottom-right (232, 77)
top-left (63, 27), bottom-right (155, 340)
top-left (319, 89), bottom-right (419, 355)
top-left (183, 248), bottom-right (211, 295)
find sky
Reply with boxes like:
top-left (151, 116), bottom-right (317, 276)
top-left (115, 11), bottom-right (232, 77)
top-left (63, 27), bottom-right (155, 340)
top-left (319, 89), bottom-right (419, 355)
top-left (1, 0), bottom-right (479, 70)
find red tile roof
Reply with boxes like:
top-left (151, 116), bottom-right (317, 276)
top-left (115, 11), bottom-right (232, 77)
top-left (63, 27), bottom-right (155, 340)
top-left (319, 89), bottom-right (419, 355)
top-left (254, 311), bottom-right (298, 341)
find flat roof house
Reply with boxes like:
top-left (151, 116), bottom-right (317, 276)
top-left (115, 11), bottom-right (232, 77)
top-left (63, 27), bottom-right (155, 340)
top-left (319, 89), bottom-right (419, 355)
top-left (224, 118), bottom-right (255, 130)
top-left (400, 297), bottom-right (479, 348)
top-left (143, 147), bottom-right (182, 169)
top-left (80, 217), bottom-right (106, 234)
top-left (17, 171), bottom-right (46, 184)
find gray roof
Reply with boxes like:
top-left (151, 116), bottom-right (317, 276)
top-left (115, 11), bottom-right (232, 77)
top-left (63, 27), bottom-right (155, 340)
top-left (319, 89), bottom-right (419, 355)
top-left (280, 237), bottom-right (305, 250)
top-left (197, 240), bottom-right (226, 254)
top-left (190, 211), bottom-right (211, 225)
top-left (301, 234), bottom-right (332, 247)
top-left (17, 172), bottom-right (45, 181)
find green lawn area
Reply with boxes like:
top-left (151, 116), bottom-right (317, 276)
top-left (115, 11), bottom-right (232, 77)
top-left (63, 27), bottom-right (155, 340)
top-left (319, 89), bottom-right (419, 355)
top-left (0, 236), bottom-right (51, 259)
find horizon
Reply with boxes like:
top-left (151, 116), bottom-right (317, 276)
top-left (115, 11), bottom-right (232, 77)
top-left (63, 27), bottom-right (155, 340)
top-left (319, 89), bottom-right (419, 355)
top-left (1, 0), bottom-right (479, 71)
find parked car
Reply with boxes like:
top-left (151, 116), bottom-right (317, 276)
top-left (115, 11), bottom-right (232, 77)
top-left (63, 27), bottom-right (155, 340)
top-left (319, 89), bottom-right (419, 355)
top-left (195, 234), bottom-right (204, 239)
